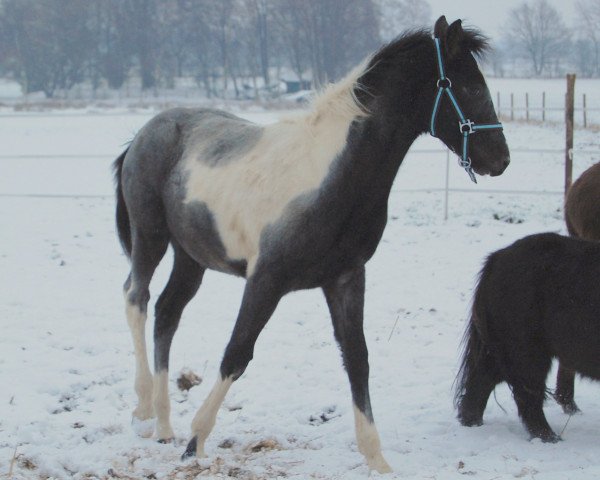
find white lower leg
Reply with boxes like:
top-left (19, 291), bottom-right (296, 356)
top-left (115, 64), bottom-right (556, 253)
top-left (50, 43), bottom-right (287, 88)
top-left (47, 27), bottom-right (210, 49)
top-left (126, 302), bottom-right (154, 421)
top-left (153, 370), bottom-right (174, 440)
top-left (190, 376), bottom-right (233, 456)
top-left (353, 404), bottom-right (392, 473)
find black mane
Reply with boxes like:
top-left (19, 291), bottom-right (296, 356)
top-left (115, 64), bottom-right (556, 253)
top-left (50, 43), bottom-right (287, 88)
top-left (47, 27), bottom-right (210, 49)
top-left (369, 26), bottom-right (490, 67)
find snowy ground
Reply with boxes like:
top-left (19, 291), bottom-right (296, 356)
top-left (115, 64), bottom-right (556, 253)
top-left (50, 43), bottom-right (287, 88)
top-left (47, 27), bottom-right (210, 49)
top-left (1, 107), bottom-right (600, 480)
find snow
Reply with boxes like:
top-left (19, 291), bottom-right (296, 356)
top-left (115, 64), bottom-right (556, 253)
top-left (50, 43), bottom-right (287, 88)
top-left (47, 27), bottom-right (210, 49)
top-left (1, 103), bottom-right (600, 480)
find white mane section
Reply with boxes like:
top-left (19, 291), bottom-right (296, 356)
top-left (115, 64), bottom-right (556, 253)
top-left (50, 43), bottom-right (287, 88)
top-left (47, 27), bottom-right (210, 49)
top-left (184, 62), bottom-right (368, 275)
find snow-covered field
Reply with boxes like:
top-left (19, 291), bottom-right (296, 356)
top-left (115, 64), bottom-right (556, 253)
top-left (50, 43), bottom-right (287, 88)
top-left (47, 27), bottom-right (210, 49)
top-left (1, 107), bottom-right (600, 480)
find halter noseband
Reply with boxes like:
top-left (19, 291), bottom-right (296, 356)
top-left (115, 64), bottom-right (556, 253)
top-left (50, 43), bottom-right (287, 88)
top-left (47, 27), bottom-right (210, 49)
top-left (429, 37), bottom-right (503, 184)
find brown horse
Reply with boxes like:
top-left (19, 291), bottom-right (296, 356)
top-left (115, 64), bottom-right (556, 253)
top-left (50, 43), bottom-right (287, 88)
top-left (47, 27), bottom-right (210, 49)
top-left (555, 162), bottom-right (600, 414)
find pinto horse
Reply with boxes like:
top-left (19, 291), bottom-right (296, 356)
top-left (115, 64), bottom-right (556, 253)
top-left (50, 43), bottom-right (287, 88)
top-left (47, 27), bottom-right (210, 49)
top-left (114, 16), bottom-right (509, 472)
top-left (456, 232), bottom-right (600, 442)
top-left (554, 162), bottom-right (600, 414)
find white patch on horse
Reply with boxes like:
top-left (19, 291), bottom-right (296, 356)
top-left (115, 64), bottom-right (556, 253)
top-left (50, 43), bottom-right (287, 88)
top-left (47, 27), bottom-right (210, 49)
top-left (190, 376), bottom-right (234, 456)
top-left (353, 404), bottom-right (392, 473)
top-left (153, 370), bottom-right (174, 440)
top-left (184, 64), bottom-right (368, 276)
top-left (125, 299), bottom-right (155, 437)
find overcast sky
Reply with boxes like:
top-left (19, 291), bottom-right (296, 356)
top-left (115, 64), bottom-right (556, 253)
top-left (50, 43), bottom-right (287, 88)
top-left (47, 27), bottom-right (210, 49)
top-left (426, 0), bottom-right (577, 42)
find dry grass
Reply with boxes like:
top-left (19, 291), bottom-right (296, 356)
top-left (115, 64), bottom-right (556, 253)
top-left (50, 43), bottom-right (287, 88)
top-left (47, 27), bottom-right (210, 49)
top-left (176, 370), bottom-right (202, 392)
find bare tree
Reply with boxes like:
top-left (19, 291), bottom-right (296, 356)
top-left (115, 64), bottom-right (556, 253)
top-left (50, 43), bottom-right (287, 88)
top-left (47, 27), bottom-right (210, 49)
top-left (1, 0), bottom-right (95, 97)
top-left (243, 0), bottom-right (272, 87)
top-left (504, 0), bottom-right (571, 76)
top-left (121, 0), bottom-right (162, 90)
top-left (271, 1), bottom-right (311, 86)
top-left (575, 0), bottom-right (600, 76)
top-left (0, 0), bottom-right (384, 98)
top-left (273, 0), bottom-right (379, 88)
top-left (376, 0), bottom-right (431, 42)
top-left (87, 0), bottom-right (134, 90)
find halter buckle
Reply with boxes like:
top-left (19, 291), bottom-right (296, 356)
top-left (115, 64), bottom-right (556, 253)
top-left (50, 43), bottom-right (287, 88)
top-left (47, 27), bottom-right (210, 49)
top-left (459, 119), bottom-right (475, 134)
top-left (436, 78), bottom-right (451, 89)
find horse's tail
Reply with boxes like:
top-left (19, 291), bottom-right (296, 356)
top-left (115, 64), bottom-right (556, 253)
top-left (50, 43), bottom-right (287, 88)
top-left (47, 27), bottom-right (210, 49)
top-left (454, 309), bottom-right (487, 407)
top-left (454, 264), bottom-right (502, 407)
top-left (113, 147), bottom-right (132, 258)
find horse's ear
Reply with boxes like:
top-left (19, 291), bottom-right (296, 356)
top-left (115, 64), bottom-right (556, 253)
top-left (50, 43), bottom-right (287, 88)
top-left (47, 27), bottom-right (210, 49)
top-left (434, 16), bottom-right (449, 38)
top-left (446, 19), bottom-right (464, 60)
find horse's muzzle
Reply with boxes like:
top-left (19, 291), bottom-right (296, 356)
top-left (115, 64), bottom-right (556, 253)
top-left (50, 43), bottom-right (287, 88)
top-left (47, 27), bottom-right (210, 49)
top-left (489, 156), bottom-right (510, 177)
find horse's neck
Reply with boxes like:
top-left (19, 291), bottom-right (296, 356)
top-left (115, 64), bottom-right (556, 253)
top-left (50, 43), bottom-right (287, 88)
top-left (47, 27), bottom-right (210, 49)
top-left (346, 116), bottom-right (421, 198)
top-left (343, 49), bottom-right (432, 199)
top-left (296, 51), bottom-right (430, 206)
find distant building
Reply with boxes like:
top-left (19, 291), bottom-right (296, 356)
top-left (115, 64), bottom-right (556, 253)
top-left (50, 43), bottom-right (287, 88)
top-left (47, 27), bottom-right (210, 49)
top-left (279, 68), bottom-right (313, 93)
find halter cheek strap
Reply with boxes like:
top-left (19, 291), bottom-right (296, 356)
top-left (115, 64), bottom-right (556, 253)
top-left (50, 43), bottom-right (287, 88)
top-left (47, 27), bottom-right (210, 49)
top-left (429, 37), bottom-right (503, 184)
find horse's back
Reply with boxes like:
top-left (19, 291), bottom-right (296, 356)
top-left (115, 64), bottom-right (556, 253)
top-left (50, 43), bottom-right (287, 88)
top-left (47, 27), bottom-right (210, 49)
top-left (119, 107), bottom-right (262, 275)
top-left (122, 107), bottom-right (259, 188)
top-left (565, 162), bottom-right (600, 239)
top-left (480, 233), bottom-right (600, 374)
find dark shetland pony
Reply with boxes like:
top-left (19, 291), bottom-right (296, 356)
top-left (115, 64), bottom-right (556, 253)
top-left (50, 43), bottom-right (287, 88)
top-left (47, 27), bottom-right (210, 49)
top-left (114, 17), bottom-right (509, 472)
top-left (455, 232), bottom-right (600, 442)
top-left (554, 162), bottom-right (600, 414)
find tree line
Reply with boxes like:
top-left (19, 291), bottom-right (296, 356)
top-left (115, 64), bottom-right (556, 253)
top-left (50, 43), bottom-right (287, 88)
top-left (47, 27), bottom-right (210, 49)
top-left (483, 0), bottom-right (600, 78)
top-left (0, 0), bottom-right (431, 98)
top-left (0, 0), bottom-right (598, 100)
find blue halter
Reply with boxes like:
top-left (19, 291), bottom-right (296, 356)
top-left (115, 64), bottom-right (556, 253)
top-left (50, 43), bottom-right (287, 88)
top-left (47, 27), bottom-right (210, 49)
top-left (429, 37), bottom-right (503, 183)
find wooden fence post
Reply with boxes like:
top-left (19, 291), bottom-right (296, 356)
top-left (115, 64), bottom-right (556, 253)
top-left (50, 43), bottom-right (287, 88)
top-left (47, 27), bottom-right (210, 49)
top-left (565, 74), bottom-right (576, 196)
top-left (510, 93), bottom-right (514, 121)
top-left (583, 93), bottom-right (587, 128)
top-left (525, 92), bottom-right (529, 122)
top-left (542, 92), bottom-right (546, 122)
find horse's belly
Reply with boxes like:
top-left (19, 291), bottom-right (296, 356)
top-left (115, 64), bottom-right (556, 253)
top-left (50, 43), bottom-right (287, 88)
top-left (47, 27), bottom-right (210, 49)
top-left (164, 194), bottom-right (248, 276)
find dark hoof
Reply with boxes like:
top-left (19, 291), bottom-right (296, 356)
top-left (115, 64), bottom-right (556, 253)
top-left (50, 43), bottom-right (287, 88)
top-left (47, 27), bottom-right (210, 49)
top-left (537, 432), bottom-right (561, 443)
top-left (157, 437), bottom-right (173, 444)
top-left (181, 436), bottom-right (198, 460)
top-left (458, 413), bottom-right (483, 427)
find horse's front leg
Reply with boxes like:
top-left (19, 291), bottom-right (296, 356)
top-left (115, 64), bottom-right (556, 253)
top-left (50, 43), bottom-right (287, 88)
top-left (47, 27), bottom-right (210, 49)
top-left (322, 265), bottom-right (392, 474)
top-left (182, 271), bottom-right (284, 459)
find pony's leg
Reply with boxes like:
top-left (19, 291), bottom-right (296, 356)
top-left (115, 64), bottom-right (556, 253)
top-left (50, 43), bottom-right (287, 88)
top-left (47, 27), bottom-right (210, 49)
top-left (182, 272), bottom-right (283, 459)
top-left (509, 353), bottom-right (558, 442)
top-left (125, 231), bottom-right (169, 436)
top-left (514, 386), bottom-right (559, 442)
top-left (153, 245), bottom-right (205, 442)
top-left (554, 364), bottom-right (580, 414)
top-left (322, 266), bottom-right (392, 474)
top-left (457, 356), bottom-right (502, 427)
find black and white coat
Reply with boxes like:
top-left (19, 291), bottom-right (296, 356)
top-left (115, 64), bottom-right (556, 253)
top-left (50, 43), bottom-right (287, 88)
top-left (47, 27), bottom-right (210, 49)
top-left (115, 16), bottom-right (509, 473)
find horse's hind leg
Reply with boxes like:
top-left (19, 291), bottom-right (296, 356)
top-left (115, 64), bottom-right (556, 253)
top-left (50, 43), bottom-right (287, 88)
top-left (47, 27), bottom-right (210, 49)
top-left (124, 230), bottom-right (169, 436)
top-left (322, 266), bottom-right (392, 474)
top-left (153, 244), bottom-right (205, 441)
top-left (509, 352), bottom-right (559, 442)
top-left (183, 270), bottom-right (284, 459)
top-left (457, 361), bottom-right (501, 427)
top-left (554, 364), bottom-right (580, 414)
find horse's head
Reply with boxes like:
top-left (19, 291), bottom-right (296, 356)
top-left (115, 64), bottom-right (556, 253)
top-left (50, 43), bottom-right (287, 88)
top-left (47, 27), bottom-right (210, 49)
top-left (429, 16), bottom-right (510, 178)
